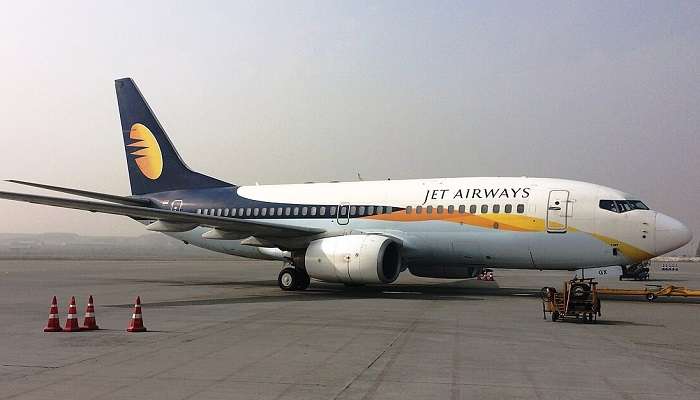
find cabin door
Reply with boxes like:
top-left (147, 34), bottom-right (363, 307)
top-left (546, 190), bottom-right (569, 233)
top-left (171, 200), bottom-right (183, 212)
top-left (336, 203), bottom-right (350, 225)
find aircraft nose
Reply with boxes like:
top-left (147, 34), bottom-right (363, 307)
top-left (655, 213), bottom-right (692, 255)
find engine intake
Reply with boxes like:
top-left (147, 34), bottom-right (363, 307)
top-left (295, 235), bottom-right (401, 284)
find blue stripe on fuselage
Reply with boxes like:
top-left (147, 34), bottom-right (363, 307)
top-left (143, 186), bottom-right (400, 220)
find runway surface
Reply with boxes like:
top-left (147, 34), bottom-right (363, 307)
top-left (0, 259), bottom-right (699, 399)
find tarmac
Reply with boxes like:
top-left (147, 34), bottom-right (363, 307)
top-left (0, 259), bottom-right (699, 400)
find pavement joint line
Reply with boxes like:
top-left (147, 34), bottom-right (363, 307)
top-left (331, 301), bottom-right (435, 400)
top-left (341, 378), bottom-right (693, 396)
top-left (1, 305), bottom-right (287, 400)
top-left (1, 364), bottom-right (59, 369)
top-left (176, 311), bottom-right (359, 400)
top-left (90, 303), bottom-right (308, 400)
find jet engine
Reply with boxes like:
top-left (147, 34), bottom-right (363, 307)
top-left (293, 235), bottom-right (401, 284)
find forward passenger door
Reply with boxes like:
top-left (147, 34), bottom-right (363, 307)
top-left (546, 190), bottom-right (569, 233)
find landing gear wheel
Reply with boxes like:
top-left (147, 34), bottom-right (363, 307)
top-left (646, 293), bottom-right (657, 302)
top-left (295, 269), bottom-right (311, 290)
top-left (278, 267), bottom-right (298, 291)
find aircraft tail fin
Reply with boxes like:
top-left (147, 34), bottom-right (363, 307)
top-left (115, 78), bottom-right (231, 195)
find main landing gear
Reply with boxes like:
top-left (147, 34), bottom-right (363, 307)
top-left (278, 266), bottom-right (310, 291)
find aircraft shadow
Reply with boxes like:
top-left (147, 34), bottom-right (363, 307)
top-left (104, 278), bottom-right (700, 308)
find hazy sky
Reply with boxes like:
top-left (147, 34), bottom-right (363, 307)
top-left (0, 1), bottom-right (698, 254)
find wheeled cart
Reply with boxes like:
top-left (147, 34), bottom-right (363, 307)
top-left (541, 278), bottom-right (601, 323)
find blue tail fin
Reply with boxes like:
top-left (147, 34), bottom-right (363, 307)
top-left (115, 78), bottom-right (231, 195)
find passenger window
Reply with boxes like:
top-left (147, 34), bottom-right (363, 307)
top-left (302, 207), bottom-right (308, 216)
top-left (224, 208), bottom-right (229, 217)
top-left (285, 207), bottom-right (291, 216)
top-left (505, 204), bottom-right (512, 213)
top-left (350, 206), bottom-right (357, 216)
top-left (211, 209), bottom-right (216, 215)
top-left (406, 206), bottom-right (413, 214)
top-left (330, 206), bottom-right (336, 216)
top-left (437, 205), bottom-right (444, 214)
top-left (253, 208), bottom-right (259, 216)
top-left (416, 206), bottom-right (423, 214)
top-left (268, 208), bottom-right (274, 216)
top-left (376, 206), bottom-right (383, 215)
top-left (368, 206), bottom-right (374, 214)
top-left (293, 207), bottom-right (299, 216)
top-left (469, 205), bottom-right (477, 214)
top-left (231, 208), bottom-right (237, 217)
top-left (516, 204), bottom-right (525, 214)
top-left (277, 207), bottom-right (283, 216)
top-left (310, 207), bottom-right (317, 216)
top-left (359, 206), bottom-right (365, 216)
top-left (599, 200), bottom-right (618, 213)
top-left (481, 205), bottom-right (488, 214)
top-left (261, 208), bottom-right (267, 216)
top-left (427, 205), bottom-right (433, 214)
top-left (448, 205), bottom-right (454, 214)
top-left (320, 206), bottom-right (326, 216)
top-left (196, 209), bottom-right (201, 214)
top-left (458, 205), bottom-right (465, 214)
top-left (238, 208), bottom-right (244, 216)
top-left (493, 204), bottom-right (500, 214)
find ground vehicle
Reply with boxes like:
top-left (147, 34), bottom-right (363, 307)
top-left (541, 278), bottom-right (601, 322)
top-left (619, 262), bottom-right (650, 281)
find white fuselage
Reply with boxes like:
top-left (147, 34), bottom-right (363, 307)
top-left (163, 176), bottom-right (691, 271)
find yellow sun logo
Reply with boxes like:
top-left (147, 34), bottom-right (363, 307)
top-left (127, 123), bottom-right (163, 180)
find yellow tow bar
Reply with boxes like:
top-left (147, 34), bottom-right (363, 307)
top-left (597, 285), bottom-right (700, 302)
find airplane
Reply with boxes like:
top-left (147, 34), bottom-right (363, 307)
top-left (0, 78), bottom-right (692, 291)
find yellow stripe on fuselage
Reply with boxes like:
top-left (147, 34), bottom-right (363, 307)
top-left (365, 212), bottom-right (652, 263)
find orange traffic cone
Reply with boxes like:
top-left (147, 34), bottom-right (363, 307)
top-left (64, 296), bottom-right (80, 332)
top-left (81, 295), bottom-right (99, 331)
top-left (44, 296), bottom-right (62, 332)
top-left (127, 296), bottom-right (147, 332)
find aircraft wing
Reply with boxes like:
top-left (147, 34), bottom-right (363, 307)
top-left (5, 180), bottom-right (150, 206)
top-left (0, 191), bottom-right (324, 238)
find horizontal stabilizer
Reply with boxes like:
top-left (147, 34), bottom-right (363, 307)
top-left (6, 180), bottom-right (149, 206)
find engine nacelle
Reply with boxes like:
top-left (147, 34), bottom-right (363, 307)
top-left (296, 235), bottom-right (401, 284)
top-left (409, 265), bottom-right (482, 279)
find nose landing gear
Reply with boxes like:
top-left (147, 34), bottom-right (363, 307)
top-left (277, 266), bottom-right (311, 291)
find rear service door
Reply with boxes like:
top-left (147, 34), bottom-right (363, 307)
top-left (337, 203), bottom-right (350, 225)
top-left (171, 200), bottom-right (183, 212)
top-left (547, 190), bottom-right (569, 233)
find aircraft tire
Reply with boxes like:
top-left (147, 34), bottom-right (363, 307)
top-left (278, 267), bottom-right (299, 291)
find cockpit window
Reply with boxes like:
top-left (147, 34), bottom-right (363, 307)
top-left (599, 200), bottom-right (618, 213)
top-left (599, 200), bottom-right (649, 213)
top-left (628, 200), bottom-right (649, 210)
top-left (617, 201), bottom-right (631, 212)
